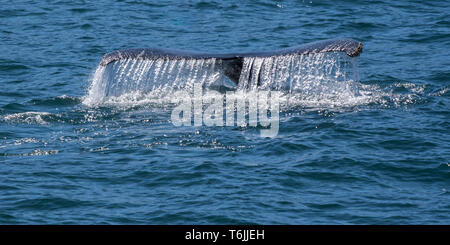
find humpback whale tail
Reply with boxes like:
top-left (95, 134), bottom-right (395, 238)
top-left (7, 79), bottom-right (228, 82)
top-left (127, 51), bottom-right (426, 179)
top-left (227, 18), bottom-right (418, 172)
top-left (85, 38), bottom-right (362, 104)
top-left (99, 38), bottom-right (362, 85)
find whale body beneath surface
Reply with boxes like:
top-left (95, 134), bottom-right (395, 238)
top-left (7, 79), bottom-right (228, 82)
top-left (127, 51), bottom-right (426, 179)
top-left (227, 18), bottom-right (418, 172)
top-left (99, 38), bottom-right (363, 85)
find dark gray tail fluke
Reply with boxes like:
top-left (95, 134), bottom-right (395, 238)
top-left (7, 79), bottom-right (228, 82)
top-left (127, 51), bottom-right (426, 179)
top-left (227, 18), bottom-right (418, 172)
top-left (99, 38), bottom-right (363, 84)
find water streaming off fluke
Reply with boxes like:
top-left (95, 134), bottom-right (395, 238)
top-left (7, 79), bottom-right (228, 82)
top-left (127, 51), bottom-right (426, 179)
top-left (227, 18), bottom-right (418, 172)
top-left (84, 51), bottom-right (361, 106)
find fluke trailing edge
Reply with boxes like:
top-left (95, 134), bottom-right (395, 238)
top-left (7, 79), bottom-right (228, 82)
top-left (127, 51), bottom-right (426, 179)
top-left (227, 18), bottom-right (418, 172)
top-left (99, 38), bottom-right (363, 85)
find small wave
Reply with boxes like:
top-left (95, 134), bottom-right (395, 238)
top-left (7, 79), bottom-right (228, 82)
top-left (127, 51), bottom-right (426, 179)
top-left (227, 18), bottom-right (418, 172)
top-left (25, 149), bottom-right (59, 156)
top-left (69, 8), bottom-right (95, 13)
top-left (13, 138), bottom-right (40, 145)
top-left (3, 112), bottom-right (53, 125)
top-left (431, 86), bottom-right (449, 97)
top-left (0, 58), bottom-right (30, 72)
top-left (29, 95), bottom-right (81, 107)
top-left (1, 149), bottom-right (59, 157)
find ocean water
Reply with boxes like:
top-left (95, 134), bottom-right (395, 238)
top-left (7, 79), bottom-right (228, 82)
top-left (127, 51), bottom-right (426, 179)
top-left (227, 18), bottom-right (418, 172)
top-left (0, 0), bottom-right (449, 224)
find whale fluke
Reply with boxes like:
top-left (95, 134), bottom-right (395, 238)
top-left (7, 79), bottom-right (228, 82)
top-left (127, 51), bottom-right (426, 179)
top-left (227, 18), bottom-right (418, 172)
top-left (99, 38), bottom-right (362, 85)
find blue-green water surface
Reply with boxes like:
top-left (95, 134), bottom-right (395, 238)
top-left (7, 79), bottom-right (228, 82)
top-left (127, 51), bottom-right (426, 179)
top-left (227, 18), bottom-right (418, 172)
top-left (0, 0), bottom-right (449, 224)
